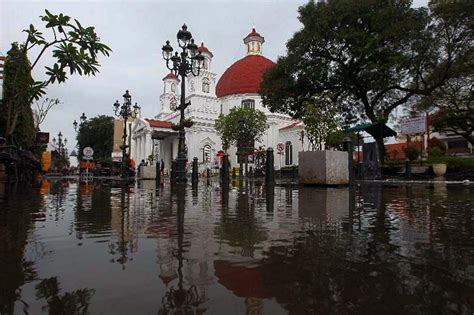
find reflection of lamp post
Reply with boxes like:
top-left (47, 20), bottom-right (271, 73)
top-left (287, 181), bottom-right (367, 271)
top-left (73, 112), bottom-right (87, 132)
top-left (160, 185), bottom-right (203, 312)
top-left (113, 90), bottom-right (140, 178)
top-left (162, 24), bottom-right (205, 182)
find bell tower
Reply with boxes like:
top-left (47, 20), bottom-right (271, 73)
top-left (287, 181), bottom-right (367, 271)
top-left (159, 72), bottom-right (179, 114)
top-left (243, 27), bottom-right (264, 56)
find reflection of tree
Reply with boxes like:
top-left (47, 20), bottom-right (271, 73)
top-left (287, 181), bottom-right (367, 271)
top-left (159, 184), bottom-right (206, 314)
top-left (35, 277), bottom-right (95, 315)
top-left (0, 184), bottom-right (42, 314)
top-left (75, 182), bottom-right (112, 238)
top-left (215, 184), bottom-right (267, 257)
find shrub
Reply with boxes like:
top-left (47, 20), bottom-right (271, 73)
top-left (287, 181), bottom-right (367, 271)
top-left (404, 146), bottom-right (419, 161)
top-left (430, 146), bottom-right (444, 158)
top-left (429, 137), bottom-right (447, 155)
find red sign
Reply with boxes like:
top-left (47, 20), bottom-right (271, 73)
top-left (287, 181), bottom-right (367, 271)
top-left (216, 150), bottom-right (225, 157)
top-left (36, 132), bottom-right (50, 144)
top-left (277, 143), bottom-right (284, 152)
top-left (80, 161), bottom-right (95, 169)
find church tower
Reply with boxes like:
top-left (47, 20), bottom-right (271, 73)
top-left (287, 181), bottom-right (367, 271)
top-left (159, 72), bottom-right (179, 116)
top-left (187, 42), bottom-right (217, 98)
top-left (243, 27), bottom-right (264, 56)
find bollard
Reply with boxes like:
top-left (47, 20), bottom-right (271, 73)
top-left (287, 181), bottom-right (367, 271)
top-left (405, 158), bottom-right (411, 180)
top-left (206, 168), bottom-right (210, 178)
top-left (222, 154), bottom-right (230, 183)
top-left (171, 160), bottom-right (177, 181)
top-left (249, 166), bottom-right (253, 178)
top-left (155, 161), bottom-right (161, 183)
top-left (343, 137), bottom-right (354, 185)
top-left (265, 147), bottom-right (275, 183)
top-left (232, 167), bottom-right (236, 179)
top-left (192, 157), bottom-right (198, 183)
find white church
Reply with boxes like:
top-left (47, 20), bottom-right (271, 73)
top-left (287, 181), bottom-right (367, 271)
top-left (130, 28), bottom-right (306, 174)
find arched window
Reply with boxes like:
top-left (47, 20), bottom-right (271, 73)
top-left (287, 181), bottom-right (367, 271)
top-left (202, 145), bottom-right (212, 162)
top-left (171, 83), bottom-right (176, 92)
top-left (203, 59), bottom-right (209, 70)
top-left (241, 99), bottom-right (255, 109)
top-left (285, 141), bottom-right (293, 165)
top-left (202, 78), bottom-right (210, 93)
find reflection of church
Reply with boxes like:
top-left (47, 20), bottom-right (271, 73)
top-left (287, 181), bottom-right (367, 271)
top-left (131, 28), bottom-right (306, 173)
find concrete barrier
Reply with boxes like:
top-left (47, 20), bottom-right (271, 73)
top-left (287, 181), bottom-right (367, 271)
top-left (298, 151), bottom-right (349, 185)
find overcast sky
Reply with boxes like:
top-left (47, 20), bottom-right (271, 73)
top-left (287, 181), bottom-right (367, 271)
top-left (1, 0), bottom-right (428, 152)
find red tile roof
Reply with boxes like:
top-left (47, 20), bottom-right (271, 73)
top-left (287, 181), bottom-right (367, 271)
top-left (280, 121), bottom-right (302, 130)
top-left (162, 72), bottom-right (178, 81)
top-left (145, 119), bottom-right (173, 129)
top-left (245, 27), bottom-right (262, 38)
top-left (216, 55), bottom-right (274, 98)
top-left (198, 42), bottom-right (213, 57)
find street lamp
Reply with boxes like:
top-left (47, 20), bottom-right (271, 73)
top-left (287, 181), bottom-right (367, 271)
top-left (113, 90), bottom-right (140, 178)
top-left (162, 24), bottom-right (205, 182)
top-left (53, 131), bottom-right (67, 170)
top-left (73, 112), bottom-right (88, 132)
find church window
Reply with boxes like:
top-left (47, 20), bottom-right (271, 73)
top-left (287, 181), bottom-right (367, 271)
top-left (202, 78), bottom-right (210, 93)
top-left (171, 83), bottom-right (176, 93)
top-left (203, 59), bottom-right (208, 70)
top-left (203, 145), bottom-right (212, 162)
top-left (241, 99), bottom-right (255, 109)
top-left (285, 141), bottom-right (293, 165)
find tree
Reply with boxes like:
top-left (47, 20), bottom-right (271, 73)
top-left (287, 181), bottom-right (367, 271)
top-left (261, 0), bottom-right (471, 159)
top-left (76, 115), bottom-right (114, 167)
top-left (34, 97), bottom-right (62, 129)
top-left (215, 107), bottom-right (268, 152)
top-left (0, 9), bottom-right (111, 144)
top-left (301, 100), bottom-right (340, 150)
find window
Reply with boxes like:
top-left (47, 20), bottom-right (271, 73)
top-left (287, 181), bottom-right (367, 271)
top-left (285, 141), bottom-right (293, 165)
top-left (171, 83), bottom-right (176, 92)
top-left (203, 145), bottom-right (212, 162)
top-left (241, 99), bottom-right (255, 109)
top-left (203, 59), bottom-right (208, 70)
top-left (202, 78), bottom-right (210, 93)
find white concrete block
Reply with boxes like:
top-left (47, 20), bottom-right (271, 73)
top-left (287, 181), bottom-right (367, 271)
top-left (298, 151), bottom-right (349, 185)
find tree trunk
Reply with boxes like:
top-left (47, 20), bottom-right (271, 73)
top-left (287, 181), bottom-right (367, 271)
top-left (374, 136), bottom-right (385, 165)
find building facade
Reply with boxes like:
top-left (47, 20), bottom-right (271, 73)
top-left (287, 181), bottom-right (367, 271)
top-left (131, 28), bottom-right (306, 173)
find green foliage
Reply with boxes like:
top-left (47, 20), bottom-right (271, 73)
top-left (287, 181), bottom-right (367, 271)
top-left (405, 146), bottom-right (419, 161)
top-left (76, 115), bottom-right (114, 165)
top-left (301, 100), bottom-right (339, 150)
top-left (215, 107), bottom-right (268, 152)
top-left (0, 43), bottom-right (36, 147)
top-left (430, 146), bottom-right (444, 158)
top-left (429, 137), bottom-right (447, 155)
top-left (1, 10), bottom-right (111, 144)
top-left (260, 0), bottom-right (470, 157)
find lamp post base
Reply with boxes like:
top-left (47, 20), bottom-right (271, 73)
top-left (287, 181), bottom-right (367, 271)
top-left (175, 156), bottom-right (188, 182)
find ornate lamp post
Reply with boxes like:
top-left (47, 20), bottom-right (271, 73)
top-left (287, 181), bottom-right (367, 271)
top-left (162, 24), bottom-right (205, 182)
top-left (73, 112), bottom-right (88, 132)
top-left (52, 131), bottom-right (67, 170)
top-left (113, 90), bottom-right (140, 178)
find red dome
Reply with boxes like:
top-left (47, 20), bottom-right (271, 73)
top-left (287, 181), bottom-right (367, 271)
top-left (216, 55), bottom-right (274, 98)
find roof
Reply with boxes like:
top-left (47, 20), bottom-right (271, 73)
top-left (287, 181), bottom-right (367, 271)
top-left (344, 122), bottom-right (397, 138)
top-left (216, 55), bottom-right (274, 98)
top-left (162, 72), bottom-right (178, 81)
top-left (245, 27), bottom-right (262, 39)
top-left (145, 119), bottom-right (173, 129)
top-left (280, 121), bottom-right (303, 130)
top-left (198, 42), bottom-right (213, 57)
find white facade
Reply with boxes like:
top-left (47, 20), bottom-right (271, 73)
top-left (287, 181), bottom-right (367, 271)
top-left (132, 31), bottom-right (305, 173)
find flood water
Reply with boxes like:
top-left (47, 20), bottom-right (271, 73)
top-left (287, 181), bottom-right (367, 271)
top-left (0, 179), bottom-right (473, 314)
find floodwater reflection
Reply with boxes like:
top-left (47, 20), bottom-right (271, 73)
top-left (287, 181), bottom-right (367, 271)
top-left (0, 179), bottom-right (473, 314)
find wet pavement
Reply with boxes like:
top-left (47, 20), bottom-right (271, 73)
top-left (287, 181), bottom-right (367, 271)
top-left (0, 179), bottom-right (473, 314)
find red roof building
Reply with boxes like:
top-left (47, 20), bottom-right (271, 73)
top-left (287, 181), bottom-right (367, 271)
top-left (145, 119), bottom-right (173, 129)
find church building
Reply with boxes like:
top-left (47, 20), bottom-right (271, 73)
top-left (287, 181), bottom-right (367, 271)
top-left (131, 28), bottom-right (305, 173)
